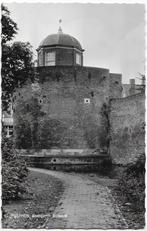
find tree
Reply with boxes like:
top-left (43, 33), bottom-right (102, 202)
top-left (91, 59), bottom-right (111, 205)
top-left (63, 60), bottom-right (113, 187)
top-left (1, 4), bottom-right (18, 44)
top-left (1, 4), bottom-right (30, 205)
top-left (1, 5), bottom-right (34, 111)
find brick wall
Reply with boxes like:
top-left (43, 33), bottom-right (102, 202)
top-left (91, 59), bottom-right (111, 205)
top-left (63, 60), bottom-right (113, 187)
top-left (13, 66), bottom-right (111, 150)
top-left (109, 73), bottom-right (122, 98)
top-left (109, 93), bottom-right (145, 165)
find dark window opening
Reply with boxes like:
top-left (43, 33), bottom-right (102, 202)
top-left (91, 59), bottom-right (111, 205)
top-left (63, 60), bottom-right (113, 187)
top-left (26, 104), bottom-right (29, 111)
top-left (18, 92), bottom-right (20, 96)
top-left (88, 73), bottom-right (91, 82)
top-left (56, 74), bottom-right (60, 82)
top-left (115, 81), bottom-right (119, 84)
top-left (43, 95), bottom-right (46, 98)
top-left (74, 71), bottom-right (77, 82)
top-left (53, 159), bottom-right (56, 162)
top-left (90, 91), bottom-right (94, 97)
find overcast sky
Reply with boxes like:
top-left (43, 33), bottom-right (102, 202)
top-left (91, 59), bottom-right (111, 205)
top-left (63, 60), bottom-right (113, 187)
top-left (5, 3), bottom-right (145, 83)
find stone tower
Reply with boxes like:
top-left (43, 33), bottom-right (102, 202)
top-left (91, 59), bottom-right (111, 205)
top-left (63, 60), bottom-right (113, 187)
top-left (13, 27), bottom-right (122, 171)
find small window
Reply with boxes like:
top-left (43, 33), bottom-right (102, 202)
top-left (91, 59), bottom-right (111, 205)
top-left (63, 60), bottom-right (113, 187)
top-left (84, 98), bottom-right (90, 104)
top-left (26, 104), bottom-right (29, 111)
top-left (74, 71), bottom-right (77, 82)
top-left (76, 53), bottom-right (81, 65)
top-left (88, 73), bottom-right (91, 82)
top-left (90, 91), bottom-right (94, 97)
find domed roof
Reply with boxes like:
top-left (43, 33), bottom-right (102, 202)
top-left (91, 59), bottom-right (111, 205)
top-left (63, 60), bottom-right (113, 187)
top-left (38, 28), bottom-right (83, 51)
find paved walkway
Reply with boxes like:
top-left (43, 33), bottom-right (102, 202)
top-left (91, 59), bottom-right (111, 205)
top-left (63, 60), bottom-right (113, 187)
top-left (30, 168), bottom-right (128, 229)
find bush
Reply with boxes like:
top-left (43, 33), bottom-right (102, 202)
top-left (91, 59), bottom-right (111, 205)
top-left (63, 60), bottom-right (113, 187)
top-left (118, 154), bottom-right (145, 211)
top-left (2, 136), bottom-right (29, 202)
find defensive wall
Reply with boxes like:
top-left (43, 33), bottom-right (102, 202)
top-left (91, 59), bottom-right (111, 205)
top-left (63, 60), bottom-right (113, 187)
top-left (13, 65), bottom-right (122, 171)
top-left (109, 73), bottom-right (122, 98)
top-left (109, 93), bottom-right (145, 165)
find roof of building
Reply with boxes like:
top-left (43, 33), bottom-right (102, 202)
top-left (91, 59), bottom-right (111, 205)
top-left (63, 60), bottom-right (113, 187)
top-left (38, 27), bottom-right (83, 51)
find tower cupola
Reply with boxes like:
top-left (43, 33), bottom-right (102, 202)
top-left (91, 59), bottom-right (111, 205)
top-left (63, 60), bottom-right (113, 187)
top-left (37, 24), bottom-right (84, 67)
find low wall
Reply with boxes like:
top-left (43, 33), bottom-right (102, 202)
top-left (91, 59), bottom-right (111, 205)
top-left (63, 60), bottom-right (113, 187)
top-left (17, 148), bottom-right (106, 156)
top-left (109, 93), bottom-right (145, 165)
top-left (22, 154), bottom-right (110, 172)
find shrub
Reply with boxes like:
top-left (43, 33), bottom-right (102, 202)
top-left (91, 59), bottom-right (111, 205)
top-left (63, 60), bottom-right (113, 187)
top-left (2, 136), bottom-right (28, 202)
top-left (118, 154), bottom-right (145, 211)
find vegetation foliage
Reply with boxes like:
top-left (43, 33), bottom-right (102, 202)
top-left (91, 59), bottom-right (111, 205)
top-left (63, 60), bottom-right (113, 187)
top-left (118, 154), bottom-right (145, 211)
top-left (1, 4), bottom-right (34, 111)
top-left (2, 136), bottom-right (28, 202)
top-left (2, 4), bottom-right (30, 203)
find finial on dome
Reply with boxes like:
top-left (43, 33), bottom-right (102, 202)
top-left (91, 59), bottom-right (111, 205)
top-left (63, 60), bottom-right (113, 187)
top-left (58, 19), bottom-right (63, 33)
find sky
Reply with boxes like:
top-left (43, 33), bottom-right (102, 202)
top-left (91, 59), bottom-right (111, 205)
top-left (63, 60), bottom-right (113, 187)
top-left (5, 2), bottom-right (145, 83)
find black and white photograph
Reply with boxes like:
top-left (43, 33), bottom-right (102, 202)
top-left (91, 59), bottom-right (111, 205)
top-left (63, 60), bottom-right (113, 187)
top-left (1, 0), bottom-right (145, 229)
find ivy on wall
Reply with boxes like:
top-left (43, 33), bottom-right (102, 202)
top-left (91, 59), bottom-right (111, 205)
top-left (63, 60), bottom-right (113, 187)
top-left (39, 119), bottom-right (68, 148)
top-left (15, 118), bottom-right (32, 148)
top-left (99, 103), bottom-right (110, 151)
top-left (15, 96), bottom-right (45, 148)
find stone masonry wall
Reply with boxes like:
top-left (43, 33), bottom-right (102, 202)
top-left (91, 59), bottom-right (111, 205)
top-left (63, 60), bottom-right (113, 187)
top-left (109, 93), bottom-right (145, 165)
top-left (13, 66), bottom-right (111, 151)
top-left (109, 73), bottom-right (122, 98)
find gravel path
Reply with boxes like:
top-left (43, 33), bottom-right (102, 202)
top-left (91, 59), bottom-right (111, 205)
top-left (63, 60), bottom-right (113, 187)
top-left (30, 168), bottom-right (128, 229)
